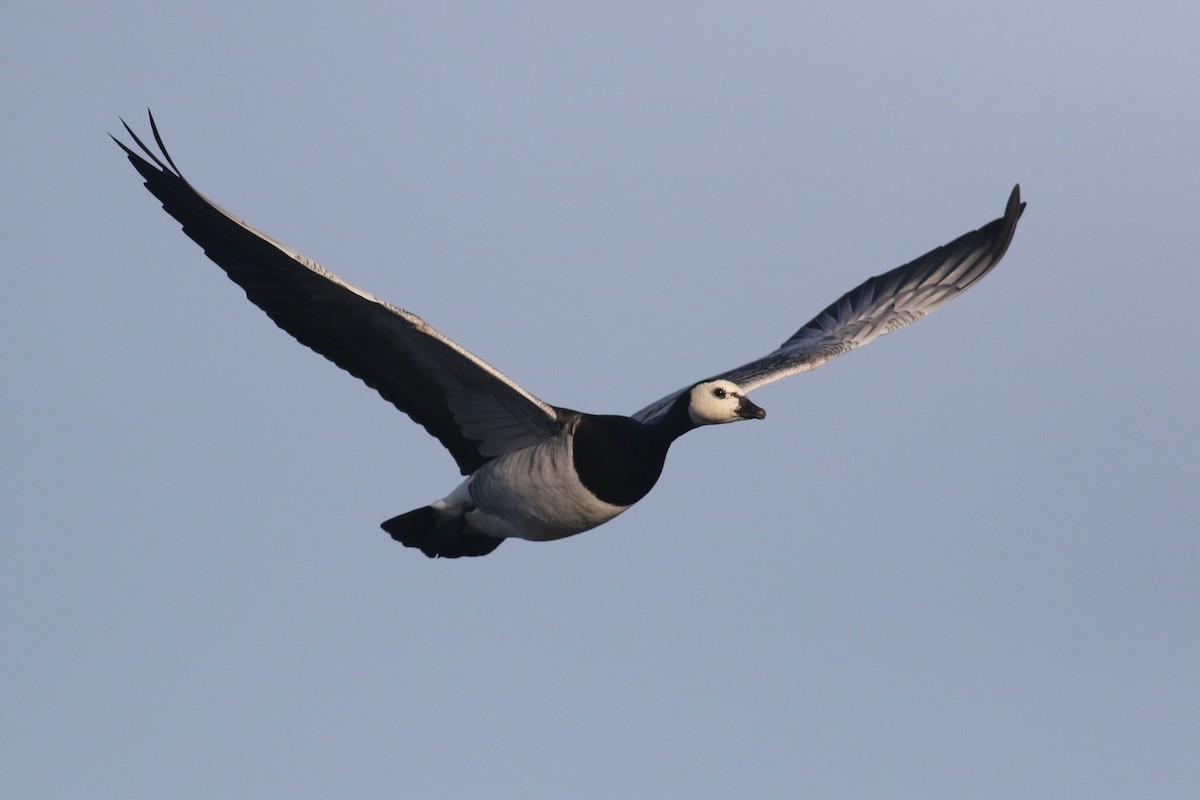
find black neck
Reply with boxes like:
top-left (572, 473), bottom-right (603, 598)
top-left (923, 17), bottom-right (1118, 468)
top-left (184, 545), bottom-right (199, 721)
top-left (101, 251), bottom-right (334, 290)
top-left (566, 396), bottom-right (697, 508)
top-left (648, 391), bottom-right (699, 444)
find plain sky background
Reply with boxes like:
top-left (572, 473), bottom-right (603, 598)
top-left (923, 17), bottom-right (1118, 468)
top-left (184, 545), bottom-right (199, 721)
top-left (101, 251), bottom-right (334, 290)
top-left (4, 2), bottom-right (1197, 797)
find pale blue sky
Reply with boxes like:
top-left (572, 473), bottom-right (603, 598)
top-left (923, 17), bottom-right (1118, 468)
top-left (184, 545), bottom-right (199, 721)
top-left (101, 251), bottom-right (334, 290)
top-left (4, 2), bottom-right (1197, 797)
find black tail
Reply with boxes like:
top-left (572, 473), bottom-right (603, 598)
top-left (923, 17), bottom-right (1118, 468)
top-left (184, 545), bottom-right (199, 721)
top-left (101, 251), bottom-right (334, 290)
top-left (381, 506), bottom-right (505, 559)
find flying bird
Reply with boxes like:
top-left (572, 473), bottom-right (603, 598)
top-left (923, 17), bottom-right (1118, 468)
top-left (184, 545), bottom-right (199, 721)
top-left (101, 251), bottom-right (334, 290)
top-left (113, 112), bottom-right (1024, 558)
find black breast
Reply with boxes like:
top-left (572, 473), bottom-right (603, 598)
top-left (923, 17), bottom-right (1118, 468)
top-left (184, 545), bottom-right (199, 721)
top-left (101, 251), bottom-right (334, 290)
top-left (570, 414), bottom-right (674, 507)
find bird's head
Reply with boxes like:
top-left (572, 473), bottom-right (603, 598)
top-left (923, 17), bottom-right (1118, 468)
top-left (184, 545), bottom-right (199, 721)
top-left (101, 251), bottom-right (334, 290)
top-left (687, 380), bottom-right (766, 426)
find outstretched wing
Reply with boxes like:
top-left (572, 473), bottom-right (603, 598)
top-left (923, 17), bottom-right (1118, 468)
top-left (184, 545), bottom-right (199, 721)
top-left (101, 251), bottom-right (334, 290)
top-left (633, 186), bottom-right (1024, 423)
top-left (114, 112), bottom-right (561, 474)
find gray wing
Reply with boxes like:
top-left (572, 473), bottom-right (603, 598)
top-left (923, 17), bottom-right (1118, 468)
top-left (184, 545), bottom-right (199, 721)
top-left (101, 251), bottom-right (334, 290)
top-left (114, 112), bottom-right (561, 475)
top-left (633, 186), bottom-right (1024, 423)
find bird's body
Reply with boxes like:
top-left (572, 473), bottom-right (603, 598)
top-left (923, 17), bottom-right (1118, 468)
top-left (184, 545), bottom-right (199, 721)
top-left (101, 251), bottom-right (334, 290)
top-left (114, 113), bottom-right (1023, 558)
top-left (385, 385), bottom-right (757, 556)
top-left (439, 428), bottom-right (628, 542)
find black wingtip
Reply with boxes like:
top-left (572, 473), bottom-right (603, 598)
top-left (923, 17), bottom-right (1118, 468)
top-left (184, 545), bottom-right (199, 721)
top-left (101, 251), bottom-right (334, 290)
top-left (115, 112), bottom-right (169, 174)
top-left (1008, 184), bottom-right (1025, 219)
top-left (108, 130), bottom-right (136, 159)
top-left (980, 184), bottom-right (1025, 270)
top-left (111, 109), bottom-right (185, 179)
top-left (147, 109), bottom-right (184, 177)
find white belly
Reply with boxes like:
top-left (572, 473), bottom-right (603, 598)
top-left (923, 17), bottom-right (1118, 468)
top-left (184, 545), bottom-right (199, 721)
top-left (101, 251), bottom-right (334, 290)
top-left (466, 435), bottom-right (628, 541)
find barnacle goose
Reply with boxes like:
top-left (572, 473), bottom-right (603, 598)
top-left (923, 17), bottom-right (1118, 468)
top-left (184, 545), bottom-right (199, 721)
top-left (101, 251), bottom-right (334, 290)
top-left (113, 113), bottom-right (1024, 558)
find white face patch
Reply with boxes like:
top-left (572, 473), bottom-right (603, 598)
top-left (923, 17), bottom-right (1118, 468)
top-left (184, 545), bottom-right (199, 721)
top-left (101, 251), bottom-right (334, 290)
top-left (687, 379), bottom-right (761, 426)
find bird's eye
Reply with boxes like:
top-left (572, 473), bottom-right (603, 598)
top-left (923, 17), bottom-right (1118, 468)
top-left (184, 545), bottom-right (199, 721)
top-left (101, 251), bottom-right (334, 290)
top-left (712, 387), bottom-right (727, 399)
